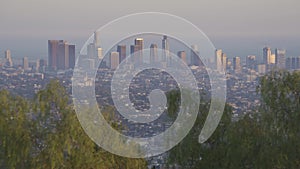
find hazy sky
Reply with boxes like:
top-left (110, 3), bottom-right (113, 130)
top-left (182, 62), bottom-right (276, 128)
top-left (1, 0), bottom-right (300, 61)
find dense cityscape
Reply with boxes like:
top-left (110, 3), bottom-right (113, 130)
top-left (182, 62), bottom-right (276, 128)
top-left (0, 32), bottom-right (298, 116)
top-left (0, 32), bottom-right (299, 168)
top-left (2, 0), bottom-right (300, 167)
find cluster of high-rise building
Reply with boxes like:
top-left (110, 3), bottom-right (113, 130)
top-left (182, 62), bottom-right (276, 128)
top-left (48, 33), bottom-right (191, 71)
top-left (257, 47), bottom-right (286, 72)
top-left (215, 46), bottom-right (292, 75)
top-left (262, 47), bottom-right (286, 69)
top-left (3, 35), bottom-right (300, 76)
top-left (285, 56), bottom-right (300, 70)
top-left (2, 49), bottom-right (46, 72)
top-left (76, 31), bottom-right (103, 70)
top-left (48, 40), bottom-right (76, 70)
top-left (106, 35), bottom-right (202, 69)
top-left (79, 34), bottom-right (297, 76)
top-left (5, 39), bottom-right (76, 72)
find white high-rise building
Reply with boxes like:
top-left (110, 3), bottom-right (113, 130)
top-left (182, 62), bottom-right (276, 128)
top-left (94, 31), bottom-right (100, 48)
top-left (215, 49), bottom-right (225, 72)
top-left (97, 48), bottom-right (103, 60)
top-left (110, 52), bottom-right (120, 69)
top-left (233, 56), bottom-right (241, 74)
top-left (36, 59), bottom-right (40, 72)
top-left (215, 49), bottom-right (222, 71)
top-left (5, 50), bottom-right (13, 67)
top-left (270, 54), bottom-right (276, 64)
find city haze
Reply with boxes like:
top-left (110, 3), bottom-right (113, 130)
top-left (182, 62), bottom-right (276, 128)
top-left (1, 0), bottom-right (300, 59)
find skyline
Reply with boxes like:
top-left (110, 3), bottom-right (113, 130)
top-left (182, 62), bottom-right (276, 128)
top-left (1, 36), bottom-right (299, 60)
top-left (3, 35), bottom-right (297, 73)
top-left (1, 0), bottom-right (300, 59)
top-left (1, 37), bottom-right (298, 67)
top-left (0, 2), bottom-right (300, 166)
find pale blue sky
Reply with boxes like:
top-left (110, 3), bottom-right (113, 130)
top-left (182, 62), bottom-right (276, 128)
top-left (1, 0), bottom-right (300, 60)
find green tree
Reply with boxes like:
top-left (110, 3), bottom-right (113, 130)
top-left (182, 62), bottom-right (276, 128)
top-left (257, 70), bottom-right (300, 168)
top-left (0, 79), bottom-right (147, 169)
top-left (166, 70), bottom-right (300, 169)
top-left (0, 90), bottom-right (32, 169)
top-left (32, 80), bottom-right (147, 169)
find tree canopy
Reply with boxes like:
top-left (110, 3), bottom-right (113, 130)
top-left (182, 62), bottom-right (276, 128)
top-left (1, 70), bottom-right (300, 168)
top-left (166, 70), bottom-right (300, 169)
top-left (0, 80), bottom-right (147, 169)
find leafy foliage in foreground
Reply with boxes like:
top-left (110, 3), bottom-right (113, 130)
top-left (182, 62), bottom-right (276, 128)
top-left (2, 70), bottom-right (300, 169)
top-left (167, 70), bottom-right (300, 169)
top-left (0, 80), bottom-right (147, 169)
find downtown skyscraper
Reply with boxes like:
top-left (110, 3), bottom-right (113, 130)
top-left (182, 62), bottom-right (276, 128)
top-left (233, 56), bottom-right (241, 74)
top-left (110, 52), bottom-right (120, 69)
top-left (275, 48), bottom-right (286, 69)
top-left (86, 31), bottom-right (102, 59)
top-left (57, 40), bottom-right (69, 70)
top-left (48, 40), bottom-right (75, 70)
top-left (69, 45), bottom-right (76, 69)
top-left (215, 49), bottom-right (227, 72)
top-left (48, 40), bottom-right (58, 70)
top-left (4, 50), bottom-right (13, 67)
top-left (23, 56), bottom-right (29, 70)
top-left (246, 55), bottom-right (257, 70)
top-left (286, 56), bottom-right (300, 70)
top-left (263, 47), bottom-right (272, 65)
top-left (130, 38), bottom-right (144, 64)
top-left (150, 44), bottom-right (158, 63)
top-left (162, 35), bottom-right (170, 63)
top-left (117, 45), bottom-right (126, 63)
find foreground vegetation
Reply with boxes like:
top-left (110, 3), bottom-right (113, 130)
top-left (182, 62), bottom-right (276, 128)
top-left (0, 80), bottom-right (147, 169)
top-left (167, 70), bottom-right (300, 168)
top-left (1, 70), bottom-right (300, 169)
